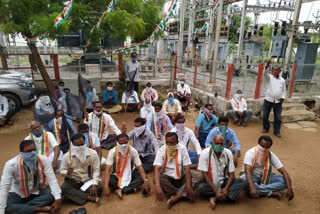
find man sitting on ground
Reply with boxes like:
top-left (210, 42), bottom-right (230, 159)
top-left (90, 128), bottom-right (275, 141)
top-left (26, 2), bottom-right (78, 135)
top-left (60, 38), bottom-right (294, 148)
top-left (54, 80), bottom-right (65, 101)
top-left (141, 82), bottom-right (158, 104)
top-left (0, 93), bottom-right (13, 127)
top-left (104, 134), bottom-right (150, 199)
top-left (85, 86), bottom-right (99, 113)
top-left (162, 92), bottom-right (182, 122)
top-left (60, 134), bottom-right (102, 205)
top-left (146, 103), bottom-right (173, 148)
top-left (25, 121), bottom-right (63, 172)
top-left (46, 110), bottom-right (76, 154)
top-left (0, 140), bottom-right (62, 214)
top-left (153, 132), bottom-right (202, 209)
top-left (197, 135), bottom-right (248, 209)
top-left (241, 135), bottom-right (294, 200)
top-left (229, 89), bottom-right (252, 127)
top-left (122, 86), bottom-right (140, 112)
top-left (102, 82), bottom-right (118, 107)
top-left (195, 104), bottom-right (218, 147)
top-left (171, 114), bottom-right (202, 169)
top-left (57, 88), bottom-right (81, 122)
top-left (85, 101), bottom-right (124, 150)
top-left (35, 91), bottom-right (56, 117)
top-left (205, 117), bottom-right (241, 167)
top-left (77, 123), bottom-right (107, 166)
top-left (127, 117), bottom-right (159, 172)
top-left (140, 98), bottom-right (155, 121)
top-left (176, 78), bottom-right (191, 111)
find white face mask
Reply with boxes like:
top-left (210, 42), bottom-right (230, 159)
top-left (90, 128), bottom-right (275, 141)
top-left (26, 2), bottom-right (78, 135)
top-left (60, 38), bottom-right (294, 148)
top-left (56, 117), bottom-right (62, 127)
top-left (117, 142), bottom-right (129, 156)
top-left (72, 145), bottom-right (87, 163)
top-left (39, 96), bottom-right (50, 104)
top-left (94, 110), bottom-right (103, 116)
top-left (155, 111), bottom-right (162, 118)
top-left (107, 87), bottom-right (113, 91)
top-left (134, 125), bottom-right (145, 137)
top-left (146, 87), bottom-right (152, 92)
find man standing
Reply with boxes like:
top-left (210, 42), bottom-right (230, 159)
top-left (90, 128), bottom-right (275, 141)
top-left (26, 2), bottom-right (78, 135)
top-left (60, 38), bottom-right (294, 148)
top-left (171, 114), bottom-right (202, 168)
top-left (229, 89), bottom-right (253, 127)
top-left (205, 117), bottom-right (241, 167)
top-left (146, 103), bottom-right (173, 147)
top-left (128, 118), bottom-right (159, 172)
top-left (85, 101), bottom-right (123, 150)
top-left (262, 65), bottom-right (286, 138)
top-left (162, 92), bottom-right (182, 122)
top-left (46, 110), bottom-right (76, 154)
top-left (25, 121), bottom-right (63, 172)
top-left (176, 78), bottom-right (191, 111)
top-left (0, 94), bottom-right (13, 127)
top-left (104, 134), bottom-right (150, 199)
top-left (197, 135), bottom-right (247, 209)
top-left (125, 52), bottom-right (141, 92)
top-left (195, 104), bottom-right (219, 147)
top-left (60, 134), bottom-right (102, 205)
top-left (153, 132), bottom-right (202, 209)
top-left (141, 82), bottom-right (158, 104)
top-left (242, 135), bottom-right (294, 200)
top-left (0, 140), bottom-right (62, 214)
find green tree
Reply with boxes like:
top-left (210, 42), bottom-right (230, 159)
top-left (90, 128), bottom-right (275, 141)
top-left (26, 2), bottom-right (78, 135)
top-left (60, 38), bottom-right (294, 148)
top-left (0, 0), bottom-right (165, 95)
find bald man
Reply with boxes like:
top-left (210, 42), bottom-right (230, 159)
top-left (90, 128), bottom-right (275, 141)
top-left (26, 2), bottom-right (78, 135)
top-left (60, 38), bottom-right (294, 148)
top-left (176, 78), bottom-right (191, 111)
top-left (197, 135), bottom-right (247, 209)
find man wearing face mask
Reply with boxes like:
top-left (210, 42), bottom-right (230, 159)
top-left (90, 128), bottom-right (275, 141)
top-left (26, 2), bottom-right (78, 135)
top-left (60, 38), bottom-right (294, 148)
top-left (77, 123), bottom-right (107, 167)
top-left (127, 117), bottom-right (158, 172)
top-left (162, 92), bottom-right (182, 122)
top-left (262, 64), bottom-right (286, 138)
top-left (153, 132), bottom-right (202, 209)
top-left (25, 121), bottom-right (63, 173)
top-left (176, 78), bottom-right (191, 111)
top-left (241, 135), bottom-right (294, 201)
top-left (197, 135), bottom-right (248, 209)
top-left (104, 134), bottom-right (150, 199)
top-left (85, 87), bottom-right (99, 113)
top-left (125, 52), bottom-right (141, 92)
top-left (141, 82), bottom-right (158, 104)
top-left (204, 117), bottom-right (241, 167)
top-left (85, 101), bottom-right (124, 150)
top-left (140, 98), bottom-right (155, 120)
top-left (171, 114), bottom-right (202, 169)
top-left (54, 80), bottom-right (65, 101)
top-left (0, 140), bottom-right (62, 214)
top-left (60, 134), bottom-right (102, 205)
top-left (229, 89), bottom-right (253, 127)
top-left (35, 91), bottom-right (55, 116)
top-left (122, 85), bottom-right (140, 112)
top-left (102, 82), bottom-right (118, 107)
top-left (47, 110), bottom-right (76, 154)
top-left (195, 104), bottom-right (219, 148)
top-left (146, 103), bottom-right (174, 147)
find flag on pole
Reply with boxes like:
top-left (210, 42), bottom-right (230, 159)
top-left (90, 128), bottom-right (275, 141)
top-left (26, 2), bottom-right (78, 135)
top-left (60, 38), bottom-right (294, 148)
top-left (73, 56), bottom-right (81, 61)
top-left (53, 14), bottom-right (64, 29)
top-left (63, 1), bottom-right (73, 19)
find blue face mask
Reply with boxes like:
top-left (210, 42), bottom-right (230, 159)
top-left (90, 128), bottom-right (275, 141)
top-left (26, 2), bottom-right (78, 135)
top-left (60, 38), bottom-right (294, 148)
top-left (180, 81), bottom-right (184, 85)
top-left (132, 57), bottom-right (137, 62)
top-left (82, 133), bottom-right (90, 147)
top-left (213, 144), bottom-right (224, 153)
top-left (20, 151), bottom-right (38, 172)
top-left (218, 125), bottom-right (228, 136)
top-left (168, 97), bottom-right (175, 106)
top-left (86, 92), bottom-right (94, 102)
top-left (62, 92), bottom-right (66, 99)
top-left (32, 128), bottom-right (43, 137)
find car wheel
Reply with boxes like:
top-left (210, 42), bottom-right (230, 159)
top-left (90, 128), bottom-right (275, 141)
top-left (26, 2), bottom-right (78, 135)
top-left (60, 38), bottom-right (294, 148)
top-left (3, 93), bottom-right (21, 113)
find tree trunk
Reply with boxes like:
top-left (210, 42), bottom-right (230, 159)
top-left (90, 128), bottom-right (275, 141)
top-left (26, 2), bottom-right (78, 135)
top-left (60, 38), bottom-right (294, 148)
top-left (0, 47), bottom-right (8, 70)
top-left (27, 42), bottom-right (55, 96)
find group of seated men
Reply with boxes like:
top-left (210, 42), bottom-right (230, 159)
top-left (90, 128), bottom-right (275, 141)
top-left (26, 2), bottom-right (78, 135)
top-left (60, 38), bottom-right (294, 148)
top-left (0, 95), bottom-right (294, 213)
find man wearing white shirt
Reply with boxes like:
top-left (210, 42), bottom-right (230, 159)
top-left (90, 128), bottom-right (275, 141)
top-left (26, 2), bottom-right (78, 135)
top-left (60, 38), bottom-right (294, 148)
top-left (153, 132), bottom-right (202, 209)
top-left (0, 140), bottom-right (62, 214)
top-left (25, 121), bottom-right (63, 173)
top-left (35, 93), bottom-right (55, 115)
top-left (122, 86), bottom-right (140, 112)
top-left (140, 98), bottom-right (155, 120)
top-left (229, 89), bottom-right (253, 127)
top-left (242, 135), bottom-right (294, 200)
top-left (262, 65), bottom-right (286, 138)
top-left (85, 101), bottom-right (124, 150)
top-left (171, 114), bottom-right (202, 168)
top-left (125, 52), bottom-right (141, 92)
top-left (0, 94), bottom-right (13, 127)
top-left (197, 135), bottom-right (247, 209)
top-left (176, 78), bottom-right (191, 111)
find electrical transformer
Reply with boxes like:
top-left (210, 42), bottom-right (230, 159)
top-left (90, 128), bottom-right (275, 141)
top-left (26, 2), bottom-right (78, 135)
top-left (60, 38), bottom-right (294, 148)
top-left (271, 36), bottom-right (288, 58)
top-left (294, 43), bottom-right (319, 80)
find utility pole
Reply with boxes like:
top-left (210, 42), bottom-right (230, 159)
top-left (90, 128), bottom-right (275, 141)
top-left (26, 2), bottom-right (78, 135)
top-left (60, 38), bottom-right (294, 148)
top-left (210, 0), bottom-right (224, 83)
top-left (206, 4), bottom-right (215, 61)
top-left (187, 0), bottom-right (194, 59)
top-left (236, 0), bottom-right (248, 65)
top-left (178, 0), bottom-right (186, 67)
top-left (284, 0), bottom-right (303, 66)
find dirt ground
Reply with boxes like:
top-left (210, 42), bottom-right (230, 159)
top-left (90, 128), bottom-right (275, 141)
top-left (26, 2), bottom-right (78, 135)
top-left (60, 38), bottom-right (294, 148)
top-left (0, 106), bottom-right (320, 214)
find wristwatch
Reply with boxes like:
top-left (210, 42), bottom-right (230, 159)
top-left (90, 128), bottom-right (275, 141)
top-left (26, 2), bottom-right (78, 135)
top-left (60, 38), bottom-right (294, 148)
top-left (144, 179), bottom-right (149, 182)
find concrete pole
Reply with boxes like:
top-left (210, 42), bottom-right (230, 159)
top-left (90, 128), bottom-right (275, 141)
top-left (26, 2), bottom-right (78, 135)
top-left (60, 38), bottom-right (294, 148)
top-left (187, 0), bottom-right (194, 58)
top-left (284, 0), bottom-right (303, 66)
top-left (206, 9), bottom-right (215, 61)
top-left (226, 4), bottom-right (232, 26)
top-left (236, 0), bottom-right (248, 65)
top-left (253, 0), bottom-right (259, 26)
top-left (211, 0), bottom-right (224, 83)
top-left (178, 0), bottom-right (186, 67)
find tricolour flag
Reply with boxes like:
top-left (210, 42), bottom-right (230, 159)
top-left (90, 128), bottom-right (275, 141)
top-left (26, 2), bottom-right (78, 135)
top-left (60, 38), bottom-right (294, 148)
top-left (54, 15), bottom-right (64, 29)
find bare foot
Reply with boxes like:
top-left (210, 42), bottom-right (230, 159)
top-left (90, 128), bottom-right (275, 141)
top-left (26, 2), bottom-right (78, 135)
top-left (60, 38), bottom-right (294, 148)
top-left (271, 192), bottom-right (281, 200)
top-left (88, 195), bottom-right (100, 205)
top-left (167, 195), bottom-right (183, 209)
top-left (209, 197), bottom-right (217, 209)
top-left (115, 188), bottom-right (123, 200)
